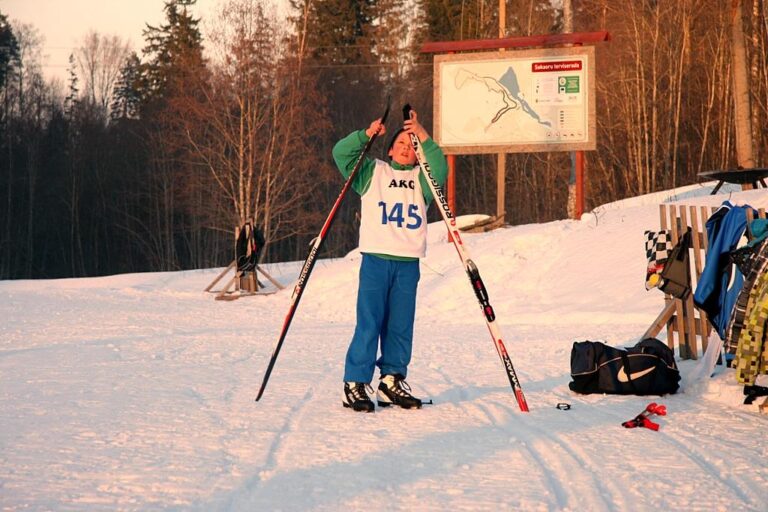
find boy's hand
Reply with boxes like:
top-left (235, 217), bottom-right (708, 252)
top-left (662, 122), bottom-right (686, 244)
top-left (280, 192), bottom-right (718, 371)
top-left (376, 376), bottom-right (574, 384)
top-left (404, 109), bottom-right (429, 142)
top-left (365, 118), bottom-right (386, 138)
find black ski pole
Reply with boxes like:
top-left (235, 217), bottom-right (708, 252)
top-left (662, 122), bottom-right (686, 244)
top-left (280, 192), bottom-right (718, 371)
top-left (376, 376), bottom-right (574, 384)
top-left (255, 98), bottom-right (391, 402)
top-left (403, 104), bottom-right (529, 412)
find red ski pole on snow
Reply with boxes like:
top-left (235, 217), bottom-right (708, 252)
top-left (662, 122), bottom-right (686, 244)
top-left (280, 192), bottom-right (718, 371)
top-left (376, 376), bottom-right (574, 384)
top-left (255, 98), bottom-right (391, 402)
top-left (622, 402), bottom-right (667, 431)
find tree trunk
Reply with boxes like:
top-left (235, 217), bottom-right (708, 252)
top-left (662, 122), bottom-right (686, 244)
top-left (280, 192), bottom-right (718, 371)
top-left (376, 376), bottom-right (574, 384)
top-left (731, 0), bottom-right (755, 175)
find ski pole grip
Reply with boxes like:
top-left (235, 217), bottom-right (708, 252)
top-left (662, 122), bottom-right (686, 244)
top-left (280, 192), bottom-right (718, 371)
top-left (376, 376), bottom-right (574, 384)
top-left (642, 418), bottom-right (660, 431)
top-left (403, 104), bottom-right (412, 121)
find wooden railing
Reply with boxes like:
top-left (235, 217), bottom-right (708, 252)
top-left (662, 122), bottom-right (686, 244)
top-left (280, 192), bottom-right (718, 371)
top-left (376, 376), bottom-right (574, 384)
top-left (656, 204), bottom-right (766, 359)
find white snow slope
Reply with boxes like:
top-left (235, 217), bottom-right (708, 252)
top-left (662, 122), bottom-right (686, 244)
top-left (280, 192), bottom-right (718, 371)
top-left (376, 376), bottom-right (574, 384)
top-left (2, 183), bottom-right (767, 511)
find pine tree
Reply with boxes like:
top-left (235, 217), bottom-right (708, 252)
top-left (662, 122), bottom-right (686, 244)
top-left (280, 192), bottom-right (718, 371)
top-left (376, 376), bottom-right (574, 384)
top-left (110, 52), bottom-right (142, 121)
top-left (289, 0), bottom-right (382, 135)
top-left (416, 0), bottom-right (500, 42)
top-left (0, 11), bottom-right (19, 90)
top-left (138, 0), bottom-right (205, 115)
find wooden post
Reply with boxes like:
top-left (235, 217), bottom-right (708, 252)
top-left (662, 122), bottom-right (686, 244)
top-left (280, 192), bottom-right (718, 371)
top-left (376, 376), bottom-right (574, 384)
top-left (446, 48), bottom-right (457, 242)
top-left (447, 154), bottom-right (456, 213)
top-left (689, 206), bottom-right (710, 353)
top-left (498, 0), bottom-right (506, 223)
top-left (574, 150), bottom-right (584, 218)
top-left (204, 261), bottom-right (236, 292)
top-left (679, 206), bottom-right (697, 360)
top-left (497, 154), bottom-right (506, 220)
top-left (447, 154), bottom-right (456, 242)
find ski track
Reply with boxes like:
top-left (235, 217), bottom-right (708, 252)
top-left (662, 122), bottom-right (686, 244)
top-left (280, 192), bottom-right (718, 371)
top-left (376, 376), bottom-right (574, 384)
top-left (4, 187), bottom-right (768, 510)
top-left (221, 386), bottom-right (316, 509)
top-left (469, 397), bottom-right (627, 511)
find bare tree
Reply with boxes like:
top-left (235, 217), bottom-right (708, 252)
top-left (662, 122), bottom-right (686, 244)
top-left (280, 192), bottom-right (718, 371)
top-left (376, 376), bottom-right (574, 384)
top-left (75, 31), bottom-right (131, 119)
top-left (177, 0), bottom-right (333, 262)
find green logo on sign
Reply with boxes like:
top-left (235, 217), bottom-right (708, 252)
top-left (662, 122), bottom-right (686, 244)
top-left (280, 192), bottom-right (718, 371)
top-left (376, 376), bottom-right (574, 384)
top-left (561, 76), bottom-right (579, 94)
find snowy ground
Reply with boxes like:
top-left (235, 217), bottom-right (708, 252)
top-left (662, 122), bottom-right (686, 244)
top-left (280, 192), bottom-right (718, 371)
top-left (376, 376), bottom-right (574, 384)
top-left (1, 183), bottom-right (767, 511)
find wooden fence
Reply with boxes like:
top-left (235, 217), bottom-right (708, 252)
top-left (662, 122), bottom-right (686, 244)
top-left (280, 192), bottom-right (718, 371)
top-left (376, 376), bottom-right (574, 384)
top-left (656, 204), bottom-right (766, 359)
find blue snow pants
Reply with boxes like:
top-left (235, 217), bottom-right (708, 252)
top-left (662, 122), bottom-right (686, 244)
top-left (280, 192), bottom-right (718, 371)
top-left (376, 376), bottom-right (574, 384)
top-left (343, 254), bottom-right (420, 383)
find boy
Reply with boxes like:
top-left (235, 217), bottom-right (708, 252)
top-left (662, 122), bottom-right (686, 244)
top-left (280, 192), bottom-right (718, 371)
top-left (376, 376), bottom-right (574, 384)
top-left (332, 108), bottom-right (448, 412)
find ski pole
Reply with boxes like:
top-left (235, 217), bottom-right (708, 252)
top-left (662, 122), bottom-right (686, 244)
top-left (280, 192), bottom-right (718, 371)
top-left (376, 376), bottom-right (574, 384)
top-left (403, 104), bottom-right (529, 412)
top-left (622, 402), bottom-right (667, 430)
top-left (255, 98), bottom-right (391, 402)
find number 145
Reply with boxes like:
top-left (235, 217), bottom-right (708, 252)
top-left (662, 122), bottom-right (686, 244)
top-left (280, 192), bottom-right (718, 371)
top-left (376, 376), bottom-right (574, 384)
top-left (378, 201), bottom-right (422, 230)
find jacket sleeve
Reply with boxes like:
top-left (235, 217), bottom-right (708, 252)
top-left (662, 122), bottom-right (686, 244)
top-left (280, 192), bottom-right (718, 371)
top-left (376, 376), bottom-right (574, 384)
top-left (332, 130), bottom-right (376, 195)
top-left (417, 137), bottom-right (448, 205)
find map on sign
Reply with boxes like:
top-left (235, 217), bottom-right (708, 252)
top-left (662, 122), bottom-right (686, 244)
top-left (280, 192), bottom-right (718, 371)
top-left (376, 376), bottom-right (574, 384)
top-left (434, 47), bottom-right (595, 154)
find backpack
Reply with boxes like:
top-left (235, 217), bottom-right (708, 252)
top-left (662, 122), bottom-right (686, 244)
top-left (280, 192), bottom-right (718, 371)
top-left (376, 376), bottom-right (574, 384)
top-left (235, 222), bottom-right (265, 273)
top-left (569, 338), bottom-right (680, 395)
top-left (658, 228), bottom-right (692, 299)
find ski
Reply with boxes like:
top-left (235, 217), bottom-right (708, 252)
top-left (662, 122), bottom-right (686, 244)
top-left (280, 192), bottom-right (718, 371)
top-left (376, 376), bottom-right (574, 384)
top-left (622, 402), bottom-right (667, 430)
top-left (403, 104), bottom-right (529, 412)
top-left (255, 98), bottom-right (391, 402)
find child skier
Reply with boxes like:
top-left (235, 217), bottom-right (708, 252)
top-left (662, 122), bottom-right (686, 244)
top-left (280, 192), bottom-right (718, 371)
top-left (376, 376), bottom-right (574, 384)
top-left (332, 107), bottom-right (448, 412)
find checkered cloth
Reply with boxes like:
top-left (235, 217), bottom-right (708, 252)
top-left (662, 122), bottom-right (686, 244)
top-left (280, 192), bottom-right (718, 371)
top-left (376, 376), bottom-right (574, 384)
top-left (644, 230), bottom-right (672, 290)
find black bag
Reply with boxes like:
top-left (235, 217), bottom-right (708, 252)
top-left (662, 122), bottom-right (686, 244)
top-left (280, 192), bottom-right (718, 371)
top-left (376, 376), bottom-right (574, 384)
top-left (569, 338), bottom-right (680, 395)
top-left (659, 228), bottom-right (692, 299)
top-left (235, 222), bottom-right (264, 273)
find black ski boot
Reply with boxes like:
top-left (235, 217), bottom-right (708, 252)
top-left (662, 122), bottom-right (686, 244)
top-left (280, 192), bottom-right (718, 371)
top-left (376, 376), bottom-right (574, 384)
top-left (343, 382), bottom-right (375, 412)
top-left (377, 374), bottom-right (422, 409)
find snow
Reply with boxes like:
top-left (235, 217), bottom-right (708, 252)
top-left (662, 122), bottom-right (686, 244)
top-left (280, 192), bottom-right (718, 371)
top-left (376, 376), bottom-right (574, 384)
top-left (2, 182), bottom-right (767, 511)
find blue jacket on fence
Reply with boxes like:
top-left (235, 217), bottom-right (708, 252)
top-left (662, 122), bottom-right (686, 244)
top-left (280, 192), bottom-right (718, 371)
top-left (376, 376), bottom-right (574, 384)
top-left (694, 201), bottom-right (753, 339)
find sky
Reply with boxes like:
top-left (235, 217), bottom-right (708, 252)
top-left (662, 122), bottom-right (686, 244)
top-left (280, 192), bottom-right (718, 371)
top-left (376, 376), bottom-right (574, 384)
top-left (0, 0), bottom-right (219, 82)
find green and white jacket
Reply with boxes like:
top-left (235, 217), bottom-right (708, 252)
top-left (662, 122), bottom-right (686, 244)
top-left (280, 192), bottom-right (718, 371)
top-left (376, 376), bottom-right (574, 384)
top-left (332, 129), bottom-right (448, 260)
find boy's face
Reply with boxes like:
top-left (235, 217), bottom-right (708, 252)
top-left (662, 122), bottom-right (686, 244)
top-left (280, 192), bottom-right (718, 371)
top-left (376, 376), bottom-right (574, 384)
top-left (388, 132), bottom-right (416, 166)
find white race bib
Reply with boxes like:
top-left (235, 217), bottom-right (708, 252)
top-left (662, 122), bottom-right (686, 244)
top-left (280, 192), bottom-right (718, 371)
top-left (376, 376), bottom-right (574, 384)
top-left (358, 160), bottom-right (427, 258)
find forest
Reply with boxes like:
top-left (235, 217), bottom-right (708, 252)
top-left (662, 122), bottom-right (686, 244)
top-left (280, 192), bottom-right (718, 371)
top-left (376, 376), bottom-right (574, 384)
top-left (0, 0), bottom-right (765, 279)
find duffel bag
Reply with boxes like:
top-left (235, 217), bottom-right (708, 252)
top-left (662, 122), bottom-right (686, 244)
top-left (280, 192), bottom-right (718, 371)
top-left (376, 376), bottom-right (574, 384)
top-left (569, 337), bottom-right (680, 395)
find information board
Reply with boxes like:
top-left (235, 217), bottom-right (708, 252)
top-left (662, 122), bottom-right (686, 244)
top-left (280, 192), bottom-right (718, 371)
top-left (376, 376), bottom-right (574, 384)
top-left (434, 46), bottom-right (595, 154)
